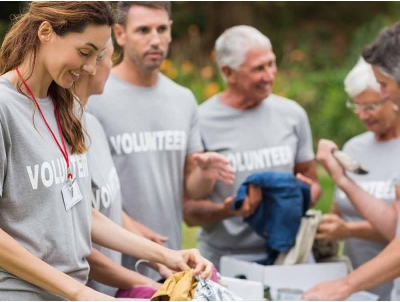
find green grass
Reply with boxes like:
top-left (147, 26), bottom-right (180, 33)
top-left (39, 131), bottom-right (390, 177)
top-left (181, 168), bottom-right (335, 250)
top-left (314, 167), bottom-right (335, 214)
top-left (182, 223), bottom-right (199, 250)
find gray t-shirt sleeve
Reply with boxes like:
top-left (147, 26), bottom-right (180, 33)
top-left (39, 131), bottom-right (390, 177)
top-left (186, 91), bottom-right (204, 154)
top-left (0, 120), bottom-right (6, 197)
top-left (294, 106), bottom-right (315, 163)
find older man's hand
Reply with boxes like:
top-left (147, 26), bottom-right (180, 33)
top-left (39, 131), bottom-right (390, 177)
top-left (223, 184), bottom-right (262, 218)
top-left (192, 152), bottom-right (235, 185)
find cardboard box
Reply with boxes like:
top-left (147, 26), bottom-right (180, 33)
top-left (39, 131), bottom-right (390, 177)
top-left (220, 253), bottom-right (347, 290)
top-left (220, 276), bottom-right (264, 300)
top-left (220, 254), bottom-right (378, 300)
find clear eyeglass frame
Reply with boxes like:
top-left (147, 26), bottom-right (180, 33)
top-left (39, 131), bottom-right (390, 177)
top-left (346, 97), bottom-right (389, 113)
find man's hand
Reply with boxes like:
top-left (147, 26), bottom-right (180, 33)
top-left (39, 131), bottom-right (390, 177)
top-left (223, 184), bottom-right (262, 218)
top-left (302, 278), bottom-right (353, 301)
top-left (316, 139), bottom-right (346, 183)
top-left (142, 229), bottom-right (169, 246)
top-left (296, 173), bottom-right (320, 206)
top-left (316, 214), bottom-right (350, 240)
top-left (192, 152), bottom-right (235, 185)
top-left (122, 211), bottom-right (168, 245)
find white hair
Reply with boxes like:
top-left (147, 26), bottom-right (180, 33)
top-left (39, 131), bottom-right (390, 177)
top-left (215, 25), bottom-right (272, 72)
top-left (344, 57), bottom-right (381, 97)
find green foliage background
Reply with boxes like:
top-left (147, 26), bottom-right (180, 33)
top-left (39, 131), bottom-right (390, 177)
top-left (0, 2), bottom-right (398, 248)
top-left (0, 2), bottom-right (398, 148)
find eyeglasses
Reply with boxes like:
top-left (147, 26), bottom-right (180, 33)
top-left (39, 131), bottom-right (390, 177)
top-left (346, 98), bottom-right (389, 113)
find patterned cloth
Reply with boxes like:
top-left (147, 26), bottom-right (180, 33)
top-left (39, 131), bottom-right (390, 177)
top-left (194, 278), bottom-right (242, 301)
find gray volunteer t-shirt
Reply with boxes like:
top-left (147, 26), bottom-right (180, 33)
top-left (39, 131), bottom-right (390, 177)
top-left (87, 73), bottom-right (203, 279)
top-left (335, 132), bottom-right (399, 300)
top-left (0, 77), bottom-right (92, 300)
top-left (85, 113), bottom-right (123, 296)
top-left (197, 93), bottom-right (315, 268)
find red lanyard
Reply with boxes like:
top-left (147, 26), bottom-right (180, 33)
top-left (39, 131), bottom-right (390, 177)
top-left (15, 67), bottom-right (74, 182)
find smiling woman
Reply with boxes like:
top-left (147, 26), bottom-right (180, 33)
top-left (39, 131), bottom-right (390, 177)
top-left (0, 2), bottom-right (214, 300)
top-left (0, 2), bottom-right (116, 300)
top-left (0, 1), bottom-right (114, 154)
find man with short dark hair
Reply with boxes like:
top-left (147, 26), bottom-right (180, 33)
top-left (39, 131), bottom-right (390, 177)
top-left (87, 1), bottom-right (233, 280)
top-left (117, 1), bottom-right (172, 23)
top-left (303, 22), bottom-right (400, 301)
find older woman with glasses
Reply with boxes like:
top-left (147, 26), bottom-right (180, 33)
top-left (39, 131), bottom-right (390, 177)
top-left (315, 57), bottom-right (400, 300)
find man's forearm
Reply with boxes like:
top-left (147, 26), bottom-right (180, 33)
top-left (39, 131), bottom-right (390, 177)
top-left (88, 248), bottom-right (155, 289)
top-left (183, 198), bottom-right (232, 227)
top-left (185, 167), bottom-right (215, 199)
top-left (338, 177), bottom-right (397, 241)
top-left (344, 236), bottom-right (400, 295)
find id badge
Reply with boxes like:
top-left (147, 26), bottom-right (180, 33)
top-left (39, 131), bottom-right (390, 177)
top-left (61, 180), bottom-right (83, 211)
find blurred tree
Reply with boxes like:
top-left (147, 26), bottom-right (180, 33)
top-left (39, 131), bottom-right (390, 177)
top-left (0, 1), bottom-right (399, 147)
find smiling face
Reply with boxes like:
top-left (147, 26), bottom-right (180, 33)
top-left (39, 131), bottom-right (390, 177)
top-left (40, 23), bottom-right (111, 89)
top-left (114, 4), bottom-right (172, 73)
top-left (74, 38), bottom-right (114, 103)
top-left (226, 46), bottom-right (277, 107)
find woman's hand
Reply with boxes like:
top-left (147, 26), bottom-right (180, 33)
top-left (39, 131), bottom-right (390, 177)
top-left (316, 213), bottom-right (350, 240)
top-left (316, 139), bottom-right (346, 184)
top-left (162, 248), bottom-right (213, 280)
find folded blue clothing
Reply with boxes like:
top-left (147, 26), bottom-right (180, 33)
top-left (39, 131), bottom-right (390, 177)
top-left (233, 171), bottom-right (311, 256)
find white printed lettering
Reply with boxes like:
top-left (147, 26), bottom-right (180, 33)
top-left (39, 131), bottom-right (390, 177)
top-left (225, 145), bottom-right (294, 173)
top-left (26, 154), bottom-right (89, 190)
top-left (41, 161), bottom-right (53, 188)
top-left (108, 131), bottom-right (187, 154)
top-left (26, 165), bottom-right (39, 190)
top-left (110, 135), bottom-right (122, 155)
top-left (121, 133), bottom-right (133, 154)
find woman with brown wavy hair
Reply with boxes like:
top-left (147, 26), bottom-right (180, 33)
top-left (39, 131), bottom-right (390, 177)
top-left (0, 2), bottom-right (212, 300)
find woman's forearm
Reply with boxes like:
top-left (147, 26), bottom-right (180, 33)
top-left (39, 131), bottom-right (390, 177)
top-left (91, 209), bottom-right (169, 264)
top-left (87, 248), bottom-right (158, 289)
top-left (347, 221), bottom-right (388, 242)
top-left (0, 228), bottom-right (85, 300)
top-left (338, 178), bottom-right (398, 240)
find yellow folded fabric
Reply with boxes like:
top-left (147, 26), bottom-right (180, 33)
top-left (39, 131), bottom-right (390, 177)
top-left (151, 269), bottom-right (198, 301)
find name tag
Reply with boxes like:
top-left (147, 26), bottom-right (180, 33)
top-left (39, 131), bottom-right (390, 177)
top-left (61, 181), bottom-right (83, 211)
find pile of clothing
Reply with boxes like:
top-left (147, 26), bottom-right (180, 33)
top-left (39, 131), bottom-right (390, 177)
top-left (151, 270), bottom-right (242, 301)
top-left (233, 171), bottom-right (311, 264)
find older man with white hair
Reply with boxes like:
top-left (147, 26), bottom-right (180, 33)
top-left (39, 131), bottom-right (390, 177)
top-left (184, 25), bottom-right (321, 269)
